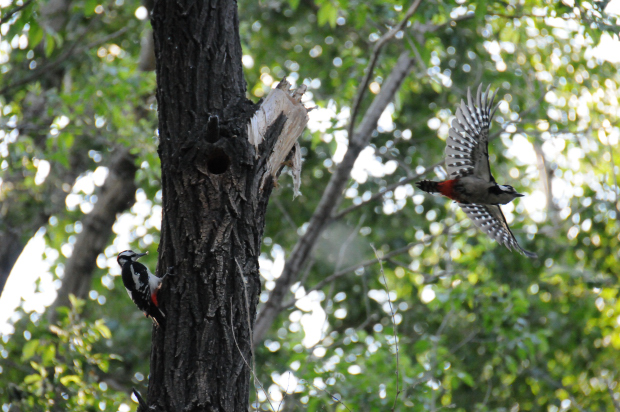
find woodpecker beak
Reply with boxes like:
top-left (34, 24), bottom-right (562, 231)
top-left (136, 252), bottom-right (148, 259)
top-left (515, 193), bottom-right (524, 197)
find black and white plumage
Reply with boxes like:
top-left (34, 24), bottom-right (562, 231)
top-left (459, 204), bottom-right (537, 258)
top-left (117, 250), bottom-right (166, 327)
top-left (416, 84), bottom-right (537, 258)
top-left (445, 84), bottom-right (499, 181)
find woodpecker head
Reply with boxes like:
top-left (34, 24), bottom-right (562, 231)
top-left (496, 184), bottom-right (524, 203)
top-left (117, 250), bottom-right (147, 267)
top-left (499, 185), bottom-right (523, 196)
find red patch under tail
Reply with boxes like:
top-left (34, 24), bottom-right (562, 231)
top-left (436, 180), bottom-right (459, 201)
top-left (151, 292), bottom-right (159, 307)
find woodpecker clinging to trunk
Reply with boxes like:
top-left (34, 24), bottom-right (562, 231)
top-left (416, 84), bottom-right (537, 258)
top-left (117, 250), bottom-right (168, 326)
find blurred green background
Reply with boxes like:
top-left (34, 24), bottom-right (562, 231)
top-left (1, 0), bottom-right (619, 410)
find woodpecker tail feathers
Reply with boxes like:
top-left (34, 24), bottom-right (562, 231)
top-left (150, 306), bottom-right (166, 328)
top-left (416, 180), bottom-right (440, 194)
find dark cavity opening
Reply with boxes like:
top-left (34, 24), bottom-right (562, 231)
top-left (207, 148), bottom-right (230, 175)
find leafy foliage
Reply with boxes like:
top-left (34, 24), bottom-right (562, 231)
top-left (0, 295), bottom-right (130, 411)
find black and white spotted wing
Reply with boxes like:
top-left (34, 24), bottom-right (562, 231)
top-left (445, 84), bottom-right (499, 181)
top-left (459, 203), bottom-right (537, 258)
top-left (121, 262), bottom-right (152, 313)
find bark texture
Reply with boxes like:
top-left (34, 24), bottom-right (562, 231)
top-left (149, 1), bottom-right (307, 410)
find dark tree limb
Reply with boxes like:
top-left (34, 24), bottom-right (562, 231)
top-left (51, 148), bottom-right (137, 314)
top-left (0, 0), bottom-right (34, 25)
top-left (0, 25), bottom-right (130, 96)
top-left (348, 0), bottom-right (422, 137)
top-left (253, 52), bottom-right (415, 344)
top-left (0, 234), bottom-right (25, 298)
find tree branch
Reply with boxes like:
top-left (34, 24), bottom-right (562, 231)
top-left (50, 148), bottom-right (136, 315)
top-left (607, 381), bottom-right (620, 412)
top-left (348, 0), bottom-right (422, 138)
top-left (253, 52), bottom-right (415, 344)
top-left (0, 25), bottom-right (130, 96)
top-left (279, 232), bottom-right (441, 311)
top-left (0, 0), bottom-right (34, 25)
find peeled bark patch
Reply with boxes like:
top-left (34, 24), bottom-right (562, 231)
top-left (247, 79), bottom-right (309, 193)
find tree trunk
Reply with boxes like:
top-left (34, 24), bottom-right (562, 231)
top-left (149, 1), bottom-right (308, 410)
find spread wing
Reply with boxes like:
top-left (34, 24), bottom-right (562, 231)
top-left (459, 203), bottom-right (537, 258)
top-left (445, 84), bottom-right (499, 181)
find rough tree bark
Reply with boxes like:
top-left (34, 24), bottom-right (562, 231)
top-left (148, 1), bottom-right (308, 410)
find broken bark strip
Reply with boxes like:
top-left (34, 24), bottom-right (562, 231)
top-left (247, 79), bottom-right (309, 196)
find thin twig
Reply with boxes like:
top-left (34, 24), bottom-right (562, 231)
top-left (279, 232), bottom-right (443, 310)
top-left (234, 257), bottom-right (275, 412)
top-left (449, 329), bottom-right (478, 354)
top-left (481, 381), bottom-right (493, 406)
top-left (607, 380), bottom-right (620, 412)
top-left (371, 244), bottom-right (401, 411)
top-left (273, 197), bottom-right (299, 232)
top-left (332, 161), bottom-right (443, 220)
top-left (0, 0), bottom-right (34, 25)
top-left (302, 380), bottom-right (352, 412)
top-left (334, 214), bottom-right (366, 272)
top-left (348, 0), bottom-right (423, 138)
top-left (0, 25), bottom-right (130, 95)
top-left (430, 310), bottom-right (452, 412)
top-left (276, 372), bottom-right (295, 412)
top-left (230, 299), bottom-right (274, 412)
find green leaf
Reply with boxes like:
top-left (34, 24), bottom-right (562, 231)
top-left (457, 371), bottom-right (475, 386)
top-left (317, 2), bottom-right (338, 28)
top-left (28, 23), bottom-right (44, 48)
top-left (42, 345), bottom-right (56, 366)
top-left (68, 294), bottom-right (84, 312)
top-left (24, 374), bottom-right (41, 384)
top-left (84, 0), bottom-right (99, 17)
top-left (60, 375), bottom-right (81, 386)
top-left (22, 340), bottom-right (40, 361)
top-left (60, 133), bottom-right (75, 150)
top-left (475, 0), bottom-right (488, 21)
top-left (49, 324), bottom-right (67, 337)
top-left (94, 320), bottom-right (112, 339)
top-left (44, 33), bottom-right (56, 58)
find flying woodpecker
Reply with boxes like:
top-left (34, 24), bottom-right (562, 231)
top-left (416, 84), bottom-right (537, 258)
top-left (117, 250), bottom-right (168, 326)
